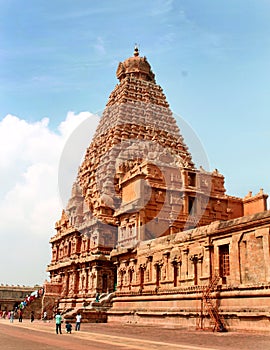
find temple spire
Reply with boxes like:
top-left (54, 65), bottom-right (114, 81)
top-left (116, 45), bottom-right (156, 83)
top-left (134, 44), bottom-right (139, 57)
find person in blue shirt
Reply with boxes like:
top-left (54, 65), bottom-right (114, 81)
top-left (55, 311), bottom-right (62, 334)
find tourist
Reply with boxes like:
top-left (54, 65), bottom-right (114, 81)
top-left (10, 310), bottom-right (14, 323)
top-left (75, 312), bottom-right (82, 331)
top-left (30, 311), bottom-right (34, 322)
top-left (43, 311), bottom-right (47, 321)
top-left (95, 292), bottom-right (100, 302)
top-left (18, 309), bottom-right (23, 322)
top-left (55, 311), bottom-right (62, 334)
top-left (65, 321), bottom-right (72, 333)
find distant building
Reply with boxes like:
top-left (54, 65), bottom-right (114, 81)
top-left (45, 48), bottom-right (269, 331)
top-left (0, 284), bottom-right (42, 317)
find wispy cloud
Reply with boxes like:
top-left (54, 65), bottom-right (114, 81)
top-left (151, 0), bottom-right (174, 16)
top-left (94, 36), bottom-right (106, 55)
top-left (48, 7), bottom-right (116, 21)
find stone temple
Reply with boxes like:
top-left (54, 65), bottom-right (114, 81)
top-left (44, 47), bottom-right (270, 331)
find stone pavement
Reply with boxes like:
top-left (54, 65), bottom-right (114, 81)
top-left (0, 319), bottom-right (270, 350)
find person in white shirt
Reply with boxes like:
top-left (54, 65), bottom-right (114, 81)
top-left (75, 313), bottom-right (82, 331)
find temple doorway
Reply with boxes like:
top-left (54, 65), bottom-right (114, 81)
top-left (102, 274), bottom-right (108, 293)
top-left (156, 264), bottom-right (161, 287)
top-left (139, 267), bottom-right (144, 289)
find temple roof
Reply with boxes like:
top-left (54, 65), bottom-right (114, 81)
top-left (116, 46), bottom-right (155, 83)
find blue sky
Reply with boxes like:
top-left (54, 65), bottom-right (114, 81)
top-left (1, 0), bottom-right (270, 285)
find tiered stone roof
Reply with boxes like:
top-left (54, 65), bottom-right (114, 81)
top-left (78, 48), bottom-right (194, 222)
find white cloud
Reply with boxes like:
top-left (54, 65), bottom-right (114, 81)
top-left (0, 111), bottom-right (98, 286)
top-left (58, 111), bottom-right (94, 140)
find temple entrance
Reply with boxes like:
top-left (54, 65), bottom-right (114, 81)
top-left (173, 264), bottom-right (178, 287)
top-left (129, 269), bottom-right (133, 290)
top-left (219, 244), bottom-right (230, 284)
top-left (102, 274), bottom-right (108, 293)
top-left (156, 264), bottom-right (161, 287)
top-left (194, 259), bottom-right (198, 285)
top-left (139, 267), bottom-right (144, 290)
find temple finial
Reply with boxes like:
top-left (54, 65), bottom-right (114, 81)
top-left (134, 43), bottom-right (139, 57)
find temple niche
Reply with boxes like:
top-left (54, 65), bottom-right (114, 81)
top-left (45, 47), bottom-right (270, 331)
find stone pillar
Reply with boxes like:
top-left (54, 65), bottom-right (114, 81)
top-left (231, 234), bottom-right (242, 284)
top-left (129, 259), bottom-right (137, 290)
top-left (182, 247), bottom-right (189, 282)
top-left (62, 271), bottom-right (69, 297)
top-left (68, 268), bottom-right (76, 297)
top-left (203, 243), bottom-right (213, 279)
top-left (94, 265), bottom-right (101, 292)
top-left (162, 252), bottom-right (170, 281)
top-left (78, 267), bottom-right (87, 295)
top-left (85, 267), bottom-right (89, 294)
top-left (74, 268), bottom-right (80, 295)
top-left (212, 242), bottom-right (220, 279)
top-left (87, 268), bottom-right (92, 292)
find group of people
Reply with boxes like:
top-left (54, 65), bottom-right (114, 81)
top-left (4, 310), bottom-right (15, 323)
top-left (1, 286), bottom-right (88, 335)
top-left (1, 307), bottom-right (83, 334)
top-left (55, 311), bottom-right (82, 334)
top-left (18, 288), bottom-right (44, 311)
top-left (0, 308), bottom-right (34, 322)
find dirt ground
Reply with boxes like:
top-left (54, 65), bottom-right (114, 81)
top-left (1, 319), bottom-right (270, 350)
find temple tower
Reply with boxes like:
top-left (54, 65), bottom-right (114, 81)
top-left (46, 48), bottom-right (256, 314)
top-left (78, 47), bottom-right (208, 248)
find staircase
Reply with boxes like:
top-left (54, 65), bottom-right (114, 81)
top-left (63, 293), bottom-right (115, 323)
top-left (16, 291), bottom-right (43, 320)
top-left (198, 274), bottom-right (227, 332)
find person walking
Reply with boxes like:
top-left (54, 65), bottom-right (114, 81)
top-left (55, 311), bottom-right (62, 334)
top-left (75, 312), bottom-right (82, 331)
top-left (18, 309), bottom-right (23, 322)
top-left (30, 311), bottom-right (34, 322)
top-left (10, 310), bottom-right (14, 323)
top-left (43, 311), bottom-right (47, 321)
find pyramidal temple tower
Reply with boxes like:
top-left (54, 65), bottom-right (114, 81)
top-left (45, 48), bottom-right (268, 328)
top-left (78, 46), bottom-right (202, 241)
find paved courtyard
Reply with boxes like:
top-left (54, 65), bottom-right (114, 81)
top-left (0, 319), bottom-right (270, 350)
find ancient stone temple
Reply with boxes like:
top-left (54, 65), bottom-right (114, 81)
top-left (45, 47), bottom-right (270, 331)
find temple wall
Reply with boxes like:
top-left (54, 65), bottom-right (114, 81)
top-left (243, 190), bottom-right (268, 216)
top-left (107, 288), bottom-right (270, 331)
top-left (110, 211), bottom-right (270, 331)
